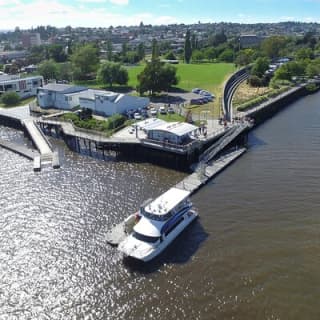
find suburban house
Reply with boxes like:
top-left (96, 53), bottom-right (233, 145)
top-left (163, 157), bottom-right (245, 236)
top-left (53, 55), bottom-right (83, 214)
top-left (37, 84), bottom-right (150, 115)
top-left (0, 74), bottom-right (44, 99)
top-left (147, 122), bottom-right (199, 145)
top-left (37, 84), bottom-right (87, 109)
top-left (79, 89), bottom-right (150, 116)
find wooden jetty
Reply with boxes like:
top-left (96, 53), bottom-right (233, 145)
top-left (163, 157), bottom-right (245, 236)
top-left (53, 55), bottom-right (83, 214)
top-left (106, 147), bottom-right (247, 246)
top-left (0, 106), bottom-right (60, 171)
top-left (0, 138), bottom-right (39, 160)
top-left (175, 147), bottom-right (247, 193)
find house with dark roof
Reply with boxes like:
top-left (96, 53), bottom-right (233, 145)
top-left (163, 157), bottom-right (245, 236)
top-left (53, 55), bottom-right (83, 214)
top-left (37, 84), bottom-right (87, 109)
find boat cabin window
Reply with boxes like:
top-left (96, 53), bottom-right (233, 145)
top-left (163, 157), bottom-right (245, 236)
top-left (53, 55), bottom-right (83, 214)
top-left (133, 231), bottom-right (159, 243)
top-left (164, 216), bottom-right (184, 237)
top-left (141, 208), bottom-right (173, 221)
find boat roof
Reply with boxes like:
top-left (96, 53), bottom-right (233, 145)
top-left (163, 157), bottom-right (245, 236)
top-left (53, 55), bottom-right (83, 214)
top-left (134, 217), bottom-right (163, 237)
top-left (145, 187), bottom-right (190, 216)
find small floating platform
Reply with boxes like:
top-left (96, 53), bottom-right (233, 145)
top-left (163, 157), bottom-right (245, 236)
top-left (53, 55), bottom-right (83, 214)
top-left (52, 151), bottom-right (60, 169)
top-left (33, 156), bottom-right (41, 172)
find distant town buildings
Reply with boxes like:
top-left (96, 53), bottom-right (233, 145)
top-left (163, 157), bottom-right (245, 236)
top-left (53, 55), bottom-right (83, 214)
top-left (0, 50), bottom-right (29, 63)
top-left (21, 33), bottom-right (41, 48)
top-left (239, 35), bottom-right (265, 48)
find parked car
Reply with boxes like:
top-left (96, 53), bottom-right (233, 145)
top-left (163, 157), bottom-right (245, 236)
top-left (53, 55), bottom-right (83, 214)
top-left (199, 90), bottom-right (211, 96)
top-left (134, 112), bottom-right (142, 120)
top-left (167, 106), bottom-right (174, 114)
top-left (150, 108), bottom-right (157, 116)
top-left (159, 106), bottom-right (167, 114)
top-left (192, 88), bottom-right (201, 94)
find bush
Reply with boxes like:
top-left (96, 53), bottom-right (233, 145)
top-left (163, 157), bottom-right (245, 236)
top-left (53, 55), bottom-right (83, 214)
top-left (237, 96), bottom-right (268, 111)
top-left (61, 112), bottom-right (127, 133)
top-left (306, 83), bottom-right (319, 92)
top-left (1, 92), bottom-right (20, 106)
top-left (248, 75), bottom-right (263, 87)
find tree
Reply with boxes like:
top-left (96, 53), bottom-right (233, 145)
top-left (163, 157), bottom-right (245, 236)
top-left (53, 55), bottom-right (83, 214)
top-left (218, 49), bottom-right (234, 63)
top-left (48, 44), bottom-right (67, 63)
top-left (137, 60), bottom-right (178, 95)
top-left (251, 57), bottom-right (270, 78)
top-left (295, 48), bottom-right (313, 61)
top-left (137, 43), bottom-right (145, 61)
top-left (121, 42), bottom-right (128, 57)
top-left (274, 61), bottom-right (306, 81)
top-left (192, 50), bottom-right (205, 62)
top-left (184, 29), bottom-right (192, 64)
top-left (235, 49), bottom-right (255, 66)
top-left (38, 60), bottom-right (59, 80)
top-left (191, 33), bottom-right (197, 50)
top-left (96, 61), bottom-right (128, 87)
top-left (212, 31), bottom-right (227, 46)
top-left (151, 39), bottom-right (159, 61)
top-left (71, 44), bottom-right (99, 80)
top-left (106, 40), bottom-right (113, 61)
top-left (261, 36), bottom-right (287, 60)
top-left (204, 47), bottom-right (218, 61)
top-left (306, 59), bottom-right (320, 78)
top-left (57, 62), bottom-right (73, 81)
top-left (1, 92), bottom-right (20, 106)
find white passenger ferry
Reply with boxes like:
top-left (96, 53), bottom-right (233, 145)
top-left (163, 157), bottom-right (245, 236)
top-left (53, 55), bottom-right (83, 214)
top-left (118, 187), bottom-right (198, 262)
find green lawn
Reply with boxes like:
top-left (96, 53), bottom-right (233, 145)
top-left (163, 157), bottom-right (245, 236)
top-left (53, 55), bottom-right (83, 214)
top-left (126, 62), bottom-right (235, 92)
top-left (74, 62), bottom-right (235, 95)
top-left (157, 113), bottom-right (185, 122)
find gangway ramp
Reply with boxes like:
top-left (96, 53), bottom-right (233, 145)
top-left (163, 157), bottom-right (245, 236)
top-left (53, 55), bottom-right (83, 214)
top-left (198, 121), bottom-right (251, 165)
top-left (21, 119), bottom-right (60, 169)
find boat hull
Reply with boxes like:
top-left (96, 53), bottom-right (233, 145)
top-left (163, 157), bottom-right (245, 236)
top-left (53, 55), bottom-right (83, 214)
top-left (119, 210), bottom-right (198, 262)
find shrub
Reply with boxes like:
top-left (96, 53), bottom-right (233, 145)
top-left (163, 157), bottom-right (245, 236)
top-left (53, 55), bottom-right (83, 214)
top-left (1, 92), bottom-right (20, 106)
top-left (306, 83), bottom-right (319, 92)
top-left (248, 75), bottom-right (264, 87)
top-left (237, 96), bottom-right (268, 111)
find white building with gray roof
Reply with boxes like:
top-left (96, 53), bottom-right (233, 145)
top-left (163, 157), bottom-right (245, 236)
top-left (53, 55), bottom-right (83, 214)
top-left (37, 84), bottom-right (87, 109)
top-left (37, 84), bottom-right (150, 116)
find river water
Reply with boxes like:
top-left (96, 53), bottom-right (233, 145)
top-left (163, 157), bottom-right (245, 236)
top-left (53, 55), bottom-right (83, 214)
top-left (0, 92), bottom-right (320, 320)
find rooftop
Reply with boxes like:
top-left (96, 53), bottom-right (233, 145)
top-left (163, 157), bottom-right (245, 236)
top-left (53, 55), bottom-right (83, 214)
top-left (145, 187), bottom-right (190, 216)
top-left (135, 118), bottom-right (166, 131)
top-left (150, 122), bottom-right (198, 137)
top-left (78, 89), bottom-right (124, 102)
top-left (41, 83), bottom-right (87, 94)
